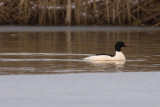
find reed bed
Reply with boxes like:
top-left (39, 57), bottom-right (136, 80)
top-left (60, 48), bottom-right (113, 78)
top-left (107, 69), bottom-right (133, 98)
top-left (0, 0), bottom-right (160, 26)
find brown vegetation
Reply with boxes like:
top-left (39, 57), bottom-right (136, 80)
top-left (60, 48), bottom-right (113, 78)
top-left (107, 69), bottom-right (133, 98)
top-left (0, 0), bottom-right (160, 26)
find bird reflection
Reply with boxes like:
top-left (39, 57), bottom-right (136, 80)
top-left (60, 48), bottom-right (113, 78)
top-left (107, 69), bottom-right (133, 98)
top-left (85, 60), bottom-right (126, 72)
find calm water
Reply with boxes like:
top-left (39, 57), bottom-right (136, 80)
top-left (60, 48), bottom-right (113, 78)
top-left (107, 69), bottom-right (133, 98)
top-left (0, 27), bottom-right (160, 75)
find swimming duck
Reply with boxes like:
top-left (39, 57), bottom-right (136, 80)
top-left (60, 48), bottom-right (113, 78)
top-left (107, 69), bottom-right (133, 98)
top-left (84, 41), bottom-right (130, 61)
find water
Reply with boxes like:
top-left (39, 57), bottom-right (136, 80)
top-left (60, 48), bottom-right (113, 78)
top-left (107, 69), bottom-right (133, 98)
top-left (0, 27), bottom-right (160, 75)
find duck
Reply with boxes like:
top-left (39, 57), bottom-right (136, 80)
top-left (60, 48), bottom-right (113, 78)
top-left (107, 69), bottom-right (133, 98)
top-left (84, 41), bottom-right (130, 61)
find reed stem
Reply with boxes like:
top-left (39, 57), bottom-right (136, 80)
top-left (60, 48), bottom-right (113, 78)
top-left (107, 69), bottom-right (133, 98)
top-left (0, 0), bottom-right (159, 26)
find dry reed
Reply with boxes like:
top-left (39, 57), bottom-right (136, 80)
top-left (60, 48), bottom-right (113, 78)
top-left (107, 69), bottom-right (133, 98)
top-left (0, 0), bottom-right (160, 26)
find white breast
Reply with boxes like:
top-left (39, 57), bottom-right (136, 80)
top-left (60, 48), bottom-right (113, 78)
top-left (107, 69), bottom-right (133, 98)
top-left (84, 51), bottom-right (126, 61)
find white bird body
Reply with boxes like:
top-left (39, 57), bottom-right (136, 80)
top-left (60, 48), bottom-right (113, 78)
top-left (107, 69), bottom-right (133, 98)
top-left (84, 41), bottom-right (130, 61)
top-left (84, 51), bottom-right (126, 61)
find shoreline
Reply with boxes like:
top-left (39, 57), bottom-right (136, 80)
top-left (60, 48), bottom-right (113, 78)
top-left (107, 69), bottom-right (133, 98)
top-left (0, 26), bottom-right (160, 32)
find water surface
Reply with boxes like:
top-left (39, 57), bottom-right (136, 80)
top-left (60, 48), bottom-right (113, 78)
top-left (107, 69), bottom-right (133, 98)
top-left (0, 27), bottom-right (160, 75)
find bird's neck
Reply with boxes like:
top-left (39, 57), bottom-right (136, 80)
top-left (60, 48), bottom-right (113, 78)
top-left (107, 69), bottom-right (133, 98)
top-left (115, 51), bottom-right (126, 60)
top-left (115, 51), bottom-right (123, 55)
top-left (115, 46), bottom-right (121, 51)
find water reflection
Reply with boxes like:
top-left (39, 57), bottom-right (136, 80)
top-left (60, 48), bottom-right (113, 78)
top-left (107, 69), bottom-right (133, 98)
top-left (0, 31), bottom-right (140, 54)
top-left (85, 60), bottom-right (125, 72)
top-left (0, 29), bottom-right (160, 75)
top-left (86, 60), bottom-right (125, 67)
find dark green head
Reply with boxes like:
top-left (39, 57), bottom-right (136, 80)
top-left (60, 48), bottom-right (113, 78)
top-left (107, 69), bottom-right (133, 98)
top-left (115, 41), bottom-right (129, 51)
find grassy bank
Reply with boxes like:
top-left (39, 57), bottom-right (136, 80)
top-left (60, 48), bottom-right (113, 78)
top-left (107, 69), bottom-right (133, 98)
top-left (0, 0), bottom-right (160, 26)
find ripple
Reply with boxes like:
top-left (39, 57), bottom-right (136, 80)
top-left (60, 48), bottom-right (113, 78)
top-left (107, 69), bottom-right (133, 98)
top-left (0, 53), bottom-right (92, 56)
top-left (126, 59), bottom-right (145, 62)
top-left (0, 67), bottom-right (36, 72)
top-left (153, 55), bottom-right (160, 56)
top-left (0, 58), bottom-right (83, 62)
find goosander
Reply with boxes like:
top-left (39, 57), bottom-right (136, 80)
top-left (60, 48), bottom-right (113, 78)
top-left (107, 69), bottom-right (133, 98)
top-left (84, 41), bottom-right (130, 61)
